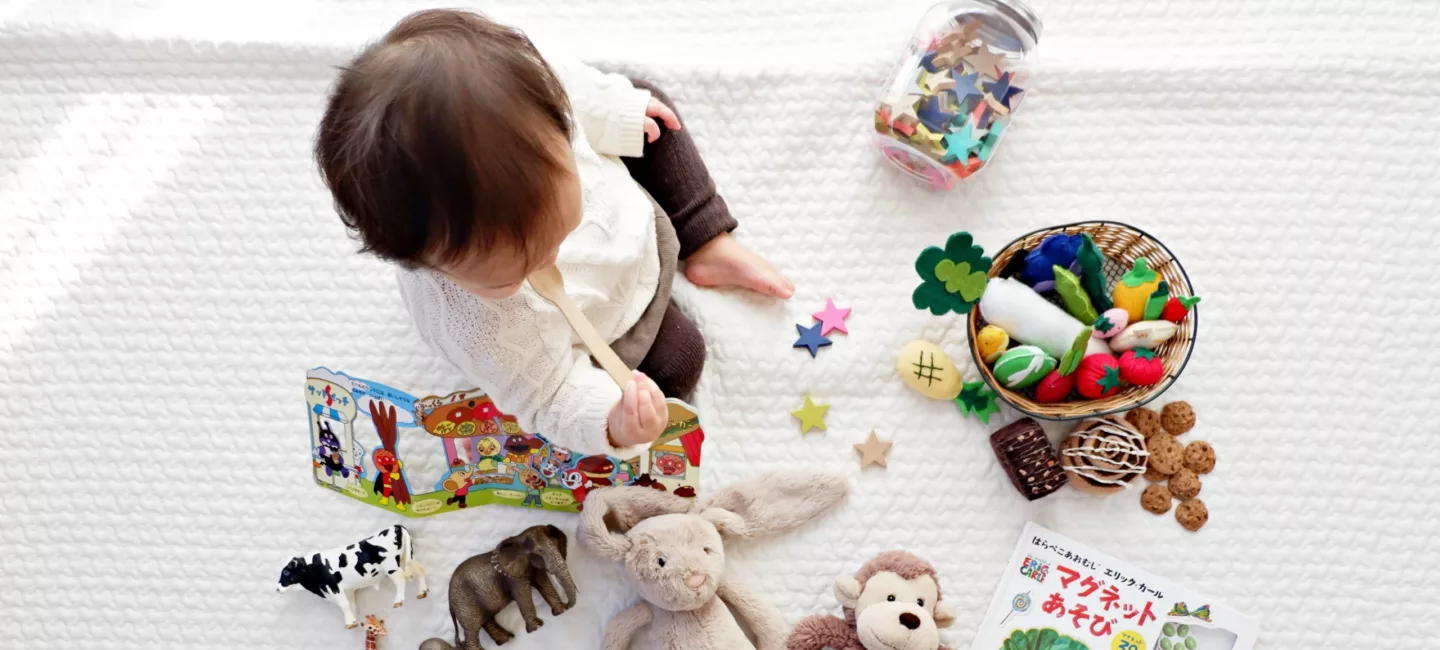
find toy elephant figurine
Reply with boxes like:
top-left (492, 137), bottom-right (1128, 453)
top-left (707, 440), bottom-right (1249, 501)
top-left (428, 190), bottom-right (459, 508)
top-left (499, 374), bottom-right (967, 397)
top-left (419, 524), bottom-right (576, 650)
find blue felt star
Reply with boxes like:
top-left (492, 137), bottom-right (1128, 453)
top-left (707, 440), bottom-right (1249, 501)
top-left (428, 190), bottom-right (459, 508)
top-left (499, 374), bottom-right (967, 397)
top-left (978, 118), bottom-right (1006, 161)
top-left (983, 72), bottom-right (1024, 110)
top-left (940, 121), bottom-right (983, 164)
top-left (793, 322), bottom-right (832, 358)
top-left (919, 51), bottom-right (942, 73)
top-left (948, 70), bottom-right (984, 106)
top-left (915, 95), bottom-right (956, 133)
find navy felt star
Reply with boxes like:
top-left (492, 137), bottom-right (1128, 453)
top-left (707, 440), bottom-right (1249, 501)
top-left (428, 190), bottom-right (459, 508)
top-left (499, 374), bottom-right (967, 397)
top-left (793, 322), bottom-right (832, 358)
top-left (915, 95), bottom-right (956, 133)
top-left (982, 71), bottom-right (1023, 110)
top-left (947, 70), bottom-right (984, 107)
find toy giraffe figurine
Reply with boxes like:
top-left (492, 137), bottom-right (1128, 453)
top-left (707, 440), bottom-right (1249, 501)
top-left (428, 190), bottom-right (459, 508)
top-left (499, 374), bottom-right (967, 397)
top-left (361, 616), bottom-right (386, 650)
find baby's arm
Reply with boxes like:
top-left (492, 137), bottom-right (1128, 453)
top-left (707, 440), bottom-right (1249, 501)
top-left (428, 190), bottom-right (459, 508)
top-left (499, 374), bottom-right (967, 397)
top-left (545, 54), bottom-right (652, 158)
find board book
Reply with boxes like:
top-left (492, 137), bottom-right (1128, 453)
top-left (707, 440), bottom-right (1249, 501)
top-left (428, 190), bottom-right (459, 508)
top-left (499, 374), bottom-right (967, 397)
top-left (975, 522), bottom-right (1257, 650)
top-left (304, 368), bottom-right (703, 517)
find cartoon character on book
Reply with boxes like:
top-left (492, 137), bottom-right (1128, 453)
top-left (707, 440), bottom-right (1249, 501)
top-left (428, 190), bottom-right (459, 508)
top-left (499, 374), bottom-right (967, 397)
top-left (443, 466), bottom-right (477, 509)
top-left (315, 421), bottom-right (350, 479)
top-left (519, 469), bottom-right (546, 508)
top-left (474, 436), bottom-right (504, 473)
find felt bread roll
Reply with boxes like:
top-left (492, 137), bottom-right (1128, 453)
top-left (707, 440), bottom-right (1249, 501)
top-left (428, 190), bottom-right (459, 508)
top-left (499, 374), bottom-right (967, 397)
top-left (979, 277), bottom-right (1110, 360)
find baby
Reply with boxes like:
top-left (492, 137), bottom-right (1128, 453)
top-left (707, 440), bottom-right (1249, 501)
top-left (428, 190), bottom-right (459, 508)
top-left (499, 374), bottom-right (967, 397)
top-left (315, 10), bottom-right (791, 455)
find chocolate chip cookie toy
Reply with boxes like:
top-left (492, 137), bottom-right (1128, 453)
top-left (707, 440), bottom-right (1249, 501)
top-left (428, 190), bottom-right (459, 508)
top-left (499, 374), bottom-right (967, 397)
top-left (1141, 484), bottom-right (1172, 514)
top-left (1160, 401), bottom-right (1196, 435)
top-left (1175, 499), bottom-right (1208, 531)
top-left (1183, 441), bottom-right (1215, 474)
top-left (1146, 433), bottom-right (1184, 475)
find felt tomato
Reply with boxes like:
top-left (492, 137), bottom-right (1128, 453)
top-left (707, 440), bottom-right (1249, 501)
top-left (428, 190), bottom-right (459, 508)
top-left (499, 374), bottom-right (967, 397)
top-left (1075, 353), bottom-right (1123, 399)
top-left (1161, 295), bottom-right (1202, 324)
top-left (1034, 370), bottom-right (1075, 403)
top-left (1118, 348), bottom-right (1165, 386)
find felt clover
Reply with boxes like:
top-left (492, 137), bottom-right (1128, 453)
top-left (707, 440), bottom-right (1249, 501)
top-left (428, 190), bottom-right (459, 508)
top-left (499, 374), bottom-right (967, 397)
top-left (913, 231), bottom-right (993, 316)
top-left (954, 381), bottom-right (1000, 424)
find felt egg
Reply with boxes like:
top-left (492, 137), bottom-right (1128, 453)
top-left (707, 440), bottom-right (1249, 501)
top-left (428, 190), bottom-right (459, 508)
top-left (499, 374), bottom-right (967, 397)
top-left (1020, 234), bottom-right (1084, 292)
top-left (1162, 295), bottom-right (1202, 324)
top-left (1034, 370), bottom-right (1075, 403)
top-left (1112, 257), bottom-right (1162, 322)
top-left (1075, 353), bottom-right (1123, 399)
top-left (975, 325), bottom-right (1010, 364)
top-left (1109, 320), bottom-right (1179, 352)
top-left (896, 340), bottom-right (962, 400)
top-left (993, 345), bottom-right (1057, 389)
top-left (1118, 348), bottom-right (1165, 386)
top-left (1092, 308), bottom-right (1129, 340)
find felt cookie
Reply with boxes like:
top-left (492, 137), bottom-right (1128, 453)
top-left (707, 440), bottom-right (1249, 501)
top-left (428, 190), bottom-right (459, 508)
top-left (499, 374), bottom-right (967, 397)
top-left (1168, 468), bottom-right (1202, 500)
top-left (1147, 433), bottom-right (1183, 475)
top-left (1125, 407), bottom-right (1165, 439)
top-left (1143, 464), bottom-right (1168, 483)
top-left (1141, 483), bottom-right (1172, 514)
top-left (1175, 498), bottom-right (1209, 531)
top-left (990, 418), bottom-right (1068, 501)
top-left (1161, 401), bottom-right (1196, 435)
top-left (1059, 416), bottom-right (1149, 494)
top-left (1183, 440), bottom-right (1216, 474)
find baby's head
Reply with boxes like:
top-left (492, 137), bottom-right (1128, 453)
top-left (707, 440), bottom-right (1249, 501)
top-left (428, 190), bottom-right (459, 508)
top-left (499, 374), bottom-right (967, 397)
top-left (316, 9), bottom-right (580, 298)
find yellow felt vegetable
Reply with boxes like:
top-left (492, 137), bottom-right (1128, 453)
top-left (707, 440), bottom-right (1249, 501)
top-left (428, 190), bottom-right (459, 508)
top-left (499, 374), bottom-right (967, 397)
top-left (976, 325), bottom-right (1010, 364)
top-left (1112, 258), bottom-right (1161, 323)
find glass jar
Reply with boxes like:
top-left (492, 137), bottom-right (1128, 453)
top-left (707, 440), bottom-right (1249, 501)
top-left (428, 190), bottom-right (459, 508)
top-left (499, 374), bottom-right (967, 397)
top-left (873, 0), bottom-right (1041, 190)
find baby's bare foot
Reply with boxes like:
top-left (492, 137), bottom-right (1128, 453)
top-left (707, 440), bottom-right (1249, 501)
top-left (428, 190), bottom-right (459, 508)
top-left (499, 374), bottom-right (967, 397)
top-left (685, 233), bottom-right (794, 299)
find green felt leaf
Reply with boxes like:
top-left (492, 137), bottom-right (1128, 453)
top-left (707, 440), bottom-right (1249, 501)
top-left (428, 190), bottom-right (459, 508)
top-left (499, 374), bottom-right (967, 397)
top-left (915, 247), bottom-right (947, 283)
top-left (1122, 257), bottom-right (1157, 287)
top-left (912, 282), bottom-right (951, 315)
top-left (1143, 281), bottom-right (1172, 320)
top-left (934, 259), bottom-right (989, 300)
top-left (1059, 327), bottom-right (1092, 375)
top-left (1053, 264), bottom-right (1099, 324)
top-left (1178, 295), bottom-right (1202, 309)
top-left (954, 381), bottom-right (1000, 424)
top-left (1097, 366), bottom-right (1123, 392)
top-left (1133, 348), bottom-right (1157, 360)
top-left (1077, 235), bottom-right (1113, 311)
top-left (1093, 314), bottom-right (1115, 334)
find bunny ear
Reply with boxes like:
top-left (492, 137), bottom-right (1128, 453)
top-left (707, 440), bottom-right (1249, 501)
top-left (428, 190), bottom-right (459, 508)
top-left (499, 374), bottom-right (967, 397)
top-left (579, 485), bottom-right (692, 561)
top-left (694, 472), bottom-right (848, 540)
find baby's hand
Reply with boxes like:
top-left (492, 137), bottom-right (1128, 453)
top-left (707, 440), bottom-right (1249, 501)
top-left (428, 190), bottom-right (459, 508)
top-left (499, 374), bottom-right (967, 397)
top-left (643, 96), bottom-right (681, 143)
top-left (607, 371), bottom-right (667, 447)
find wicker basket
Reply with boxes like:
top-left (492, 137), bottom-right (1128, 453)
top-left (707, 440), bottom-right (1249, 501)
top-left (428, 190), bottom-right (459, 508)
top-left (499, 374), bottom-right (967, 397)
top-left (968, 221), bottom-right (1198, 421)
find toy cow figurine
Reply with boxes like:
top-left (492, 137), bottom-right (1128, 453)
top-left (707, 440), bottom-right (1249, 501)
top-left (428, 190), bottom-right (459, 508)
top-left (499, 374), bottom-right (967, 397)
top-left (276, 525), bottom-right (428, 628)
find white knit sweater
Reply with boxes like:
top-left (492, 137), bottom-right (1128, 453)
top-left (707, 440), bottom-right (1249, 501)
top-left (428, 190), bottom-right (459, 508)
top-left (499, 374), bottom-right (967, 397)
top-left (398, 53), bottom-right (656, 458)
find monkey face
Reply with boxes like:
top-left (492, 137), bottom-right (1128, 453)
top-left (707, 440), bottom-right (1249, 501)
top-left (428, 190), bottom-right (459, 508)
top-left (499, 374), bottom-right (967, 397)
top-left (852, 571), bottom-right (942, 650)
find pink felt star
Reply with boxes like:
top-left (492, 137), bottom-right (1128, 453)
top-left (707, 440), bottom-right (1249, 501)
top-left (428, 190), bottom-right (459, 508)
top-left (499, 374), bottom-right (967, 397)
top-left (812, 298), bottom-right (851, 335)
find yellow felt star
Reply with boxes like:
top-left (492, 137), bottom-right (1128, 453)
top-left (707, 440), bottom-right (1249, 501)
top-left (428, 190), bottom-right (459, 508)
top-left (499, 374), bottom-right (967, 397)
top-left (791, 395), bottom-right (830, 434)
top-left (853, 430), bottom-right (892, 469)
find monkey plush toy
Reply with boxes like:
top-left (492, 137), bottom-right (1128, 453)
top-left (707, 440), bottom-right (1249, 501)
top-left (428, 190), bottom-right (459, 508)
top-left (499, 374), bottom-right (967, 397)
top-left (787, 550), bottom-right (956, 650)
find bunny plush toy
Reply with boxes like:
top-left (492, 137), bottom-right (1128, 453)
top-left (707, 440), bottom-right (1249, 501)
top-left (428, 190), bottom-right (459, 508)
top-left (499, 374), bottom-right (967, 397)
top-left (581, 471), bottom-right (849, 650)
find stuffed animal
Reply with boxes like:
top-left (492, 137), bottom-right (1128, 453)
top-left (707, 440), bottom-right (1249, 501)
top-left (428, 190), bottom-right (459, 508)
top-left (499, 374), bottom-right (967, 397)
top-left (786, 550), bottom-right (956, 650)
top-left (580, 472), bottom-right (848, 650)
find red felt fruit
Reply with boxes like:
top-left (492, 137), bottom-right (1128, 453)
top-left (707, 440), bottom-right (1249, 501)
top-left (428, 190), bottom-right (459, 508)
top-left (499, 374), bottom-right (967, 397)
top-left (1034, 370), bottom-right (1075, 403)
top-left (1118, 348), bottom-right (1165, 386)
top-left (1075, 353), bottom-right (1123, 399)
top-left (1161, 296), bottom-right (1201, 323)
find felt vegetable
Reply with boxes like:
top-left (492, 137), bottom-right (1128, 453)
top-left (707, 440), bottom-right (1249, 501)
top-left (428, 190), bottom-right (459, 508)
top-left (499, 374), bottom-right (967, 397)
top-left (913, 231), bottom-right (993, 316)
top-left (975, 325), bottom-right (1010, 364)
top-left (1058, 327), bottom-right (1092, 376)
top-left (1034, 370), bottom-right (1075, 403)
top-left (1162, 295), bottom-right (1202, 323)
top-left (955, 381), bottom-right (1000, 423)
top-left (993, 345), bottom-right (1056, 389)
top-left (1142, 281), bottom-right (1171, 321)
top-left (1112, 257), bottom-right (1162, 322)
top-left (1077, 234), bottom-right (1112, 311)
top-left (897, 340), bottom-right (962, 400)
top-left (1075, 353), bottom-right (1123, 399)
top-left (1092, 307), bottom-right (1129, 339)
top-left (1053, 264), bottom-right (1099, 324)
top-left (1118, 348), bottom-right (1165, 386)
top-left (1109, 320), bottom-right (1179, 352)
top-left (978, 277), bottom-right (1112, 360)
top-left (1020, 234), bottom-right (1084, 292)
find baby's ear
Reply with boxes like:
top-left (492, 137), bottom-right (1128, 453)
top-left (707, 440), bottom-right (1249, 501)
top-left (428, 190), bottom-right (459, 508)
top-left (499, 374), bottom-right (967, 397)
top-left (933, 597), bottom-right (956, 629)
top-left (834, 575), bottom-right (862, 609)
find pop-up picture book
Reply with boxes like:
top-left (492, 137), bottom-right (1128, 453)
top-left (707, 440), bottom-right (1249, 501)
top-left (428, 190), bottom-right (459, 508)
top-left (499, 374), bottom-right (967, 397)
top-left (304, 368), bottom-right (703, 517)
top-left (975, 522), bottom-right (1257, 650)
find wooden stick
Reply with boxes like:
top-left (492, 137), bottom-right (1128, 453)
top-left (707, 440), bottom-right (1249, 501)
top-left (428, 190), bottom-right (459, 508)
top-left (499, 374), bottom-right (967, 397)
top-left (528, 265), bottom-right (631, 389)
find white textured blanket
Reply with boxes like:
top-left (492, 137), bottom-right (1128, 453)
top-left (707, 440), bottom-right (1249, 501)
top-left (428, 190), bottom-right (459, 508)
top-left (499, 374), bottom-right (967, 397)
top-left (3, 1), bottom-right (1438, 648)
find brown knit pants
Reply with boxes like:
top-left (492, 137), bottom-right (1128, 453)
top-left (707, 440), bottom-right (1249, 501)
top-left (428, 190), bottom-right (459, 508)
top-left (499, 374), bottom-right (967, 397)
top-left (624, 79), bottom-right (736, 400)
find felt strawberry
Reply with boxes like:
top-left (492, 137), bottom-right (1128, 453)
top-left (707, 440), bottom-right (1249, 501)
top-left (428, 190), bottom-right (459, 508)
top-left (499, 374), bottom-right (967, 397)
top-left (1034, 370), bottom-right (1075, 403)
top-left (1118, 348), bottom-right (1165, 386)
top-left (1161, 295), bottom-right (1202, 323)
top-left (1076, 353), bottom-right (1123, 399)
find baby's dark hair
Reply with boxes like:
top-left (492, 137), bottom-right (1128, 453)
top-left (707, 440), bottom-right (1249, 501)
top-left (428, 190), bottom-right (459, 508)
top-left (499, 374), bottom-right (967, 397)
top-left (315, 9), bottom-right (572, 268)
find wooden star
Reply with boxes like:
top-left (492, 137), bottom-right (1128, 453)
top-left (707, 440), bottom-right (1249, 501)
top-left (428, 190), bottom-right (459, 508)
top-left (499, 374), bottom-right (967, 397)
top-left (963, 45), bottom-right (1007, 80)
top-left (853, 431), bottom-right (892, 469)
top-left (791, 395), bottom-right (830, 434)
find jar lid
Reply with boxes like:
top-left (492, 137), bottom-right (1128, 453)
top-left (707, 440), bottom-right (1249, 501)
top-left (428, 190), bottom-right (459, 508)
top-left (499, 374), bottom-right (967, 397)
top-left (969, 0), bottom-right (1042, 52)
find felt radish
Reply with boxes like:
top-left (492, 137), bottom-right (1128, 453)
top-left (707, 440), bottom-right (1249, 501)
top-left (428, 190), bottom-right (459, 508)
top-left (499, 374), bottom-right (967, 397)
top-left (1075, 353), bottom-right (1123, 399)
top-left (1111, 258), bottom-right (1162, 323)
top-left (1034, 370), bottom-right (1075, 403)
top-left (1092, 308), bottom-right (1129, 340)
top-left (979, 277), bottom-right (1111, 360)
top-left (1118, 348), bottom-right (1165, 386)
top-left (1161, 295), bottom-right (1202, 323)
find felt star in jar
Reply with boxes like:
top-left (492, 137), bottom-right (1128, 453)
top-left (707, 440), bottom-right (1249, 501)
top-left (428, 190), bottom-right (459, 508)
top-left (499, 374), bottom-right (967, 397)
top-left (940, 121), bottom-right (984, 164)
top-left (978, 118), bottom-right (1006, 161)
top-left (948, 70), bottom-right (985, 106)
top-left (983, 71), bottom-right (1024, 112)
top-left (923, 69), bottom-right (957, 93)
top-left (962, 45), bottom-right (1007, 80)
top-left (915, 95), bottom-right (957, 133)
